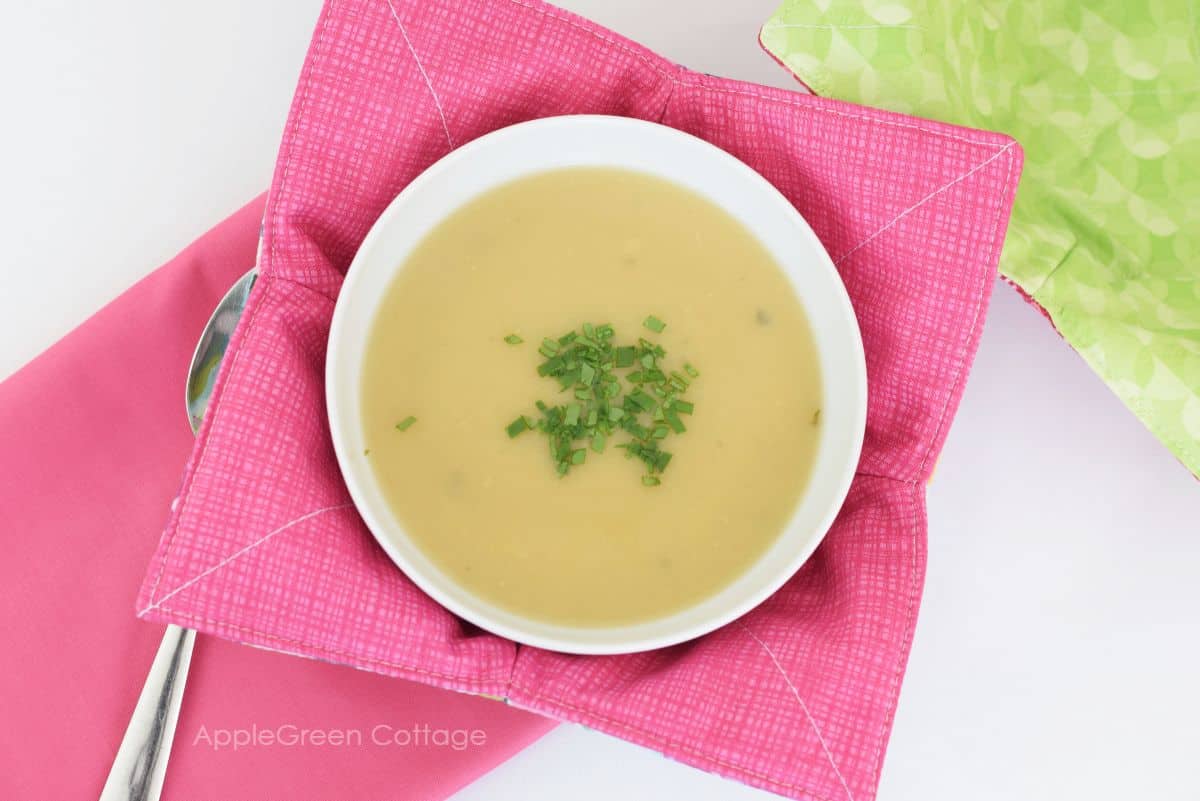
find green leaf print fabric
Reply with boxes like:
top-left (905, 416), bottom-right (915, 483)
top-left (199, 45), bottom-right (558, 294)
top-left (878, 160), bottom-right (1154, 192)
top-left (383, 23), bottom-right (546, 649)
top-left (761, 0), bottom-right (1200, 476)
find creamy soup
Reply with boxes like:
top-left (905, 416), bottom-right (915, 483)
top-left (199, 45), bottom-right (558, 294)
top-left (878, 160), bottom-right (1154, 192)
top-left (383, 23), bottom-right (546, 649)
top-left (361, 168), bottom-right (821, 627)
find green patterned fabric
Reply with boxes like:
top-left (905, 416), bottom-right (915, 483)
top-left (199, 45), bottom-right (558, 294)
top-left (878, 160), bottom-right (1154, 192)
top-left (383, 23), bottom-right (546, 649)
top-left (762, 0), bottom-right (1200, 475)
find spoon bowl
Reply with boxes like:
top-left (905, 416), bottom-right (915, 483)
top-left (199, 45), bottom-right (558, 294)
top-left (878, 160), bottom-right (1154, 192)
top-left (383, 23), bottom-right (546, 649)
top-left (185, 269), bottom-right (257, 431)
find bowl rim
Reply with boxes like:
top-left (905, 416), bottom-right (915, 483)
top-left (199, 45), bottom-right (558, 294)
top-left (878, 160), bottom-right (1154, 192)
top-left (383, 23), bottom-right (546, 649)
top-left (326, 114), bottom-right (867, 654)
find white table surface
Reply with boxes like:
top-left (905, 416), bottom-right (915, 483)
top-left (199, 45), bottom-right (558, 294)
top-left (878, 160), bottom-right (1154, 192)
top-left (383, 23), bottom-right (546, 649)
top-left (4, 2), bottom-right (1197, 799)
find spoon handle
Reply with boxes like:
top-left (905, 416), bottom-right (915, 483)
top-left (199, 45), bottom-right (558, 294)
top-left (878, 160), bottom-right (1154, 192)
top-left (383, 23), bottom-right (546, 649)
top-left (99, 625), bottom-right (196, 801)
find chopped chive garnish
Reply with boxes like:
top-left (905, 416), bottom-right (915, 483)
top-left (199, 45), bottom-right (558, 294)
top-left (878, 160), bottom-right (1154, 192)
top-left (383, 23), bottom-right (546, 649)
top-left (395, 416), bottom-right (418, 432)
top-left (503, 319), bottom-right (697, 483)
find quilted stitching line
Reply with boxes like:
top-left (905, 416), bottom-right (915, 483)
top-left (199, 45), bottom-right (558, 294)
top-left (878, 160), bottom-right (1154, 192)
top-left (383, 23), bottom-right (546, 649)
top-left (834, 141), bottom-right (1016, 266)
top-left (737, 621), bottom-right (855, 801)
top-left (384, 0), bottom-right (455, 148)
top-left (139, 503), bottom-right (355, 615)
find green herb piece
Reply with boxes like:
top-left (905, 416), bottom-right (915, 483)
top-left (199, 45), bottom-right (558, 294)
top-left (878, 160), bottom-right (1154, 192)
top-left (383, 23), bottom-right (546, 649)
top-left (643, 315), bottom-right (667, 333)
top-left (664, 406), bottom-right (685, 434)
top-left (571, 448), bottom-right (587, 465)
top-left (506, 416), bottom-right (530, 438)
top-left (504, 334), bottom-right (524, 345)
top-left (642, 475), bottom-right (661, 487)
top-left (672, 400), bottom-right (694, 415)
top-left (395, 416), bottom-right (417, 432)
top-left (628, 390), bottom-right (656, 411)
top-left (614, 346), bottom-right (636, 368)
top-left (684, 363), bottom-right (699, 378)
top-left (591, 431), bottom-right (607, 453)
top-left (564, 403), bottom-right (581, 426)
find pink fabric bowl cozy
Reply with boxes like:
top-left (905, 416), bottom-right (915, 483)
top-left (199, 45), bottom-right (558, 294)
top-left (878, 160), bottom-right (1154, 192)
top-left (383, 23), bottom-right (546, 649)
top-left (136, 1), bottom-right (1023, 799)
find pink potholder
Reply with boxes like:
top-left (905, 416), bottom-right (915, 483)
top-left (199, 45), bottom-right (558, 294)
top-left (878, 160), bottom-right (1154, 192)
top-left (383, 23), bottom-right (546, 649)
top-left (137, 1), bottom-right (1022, 798)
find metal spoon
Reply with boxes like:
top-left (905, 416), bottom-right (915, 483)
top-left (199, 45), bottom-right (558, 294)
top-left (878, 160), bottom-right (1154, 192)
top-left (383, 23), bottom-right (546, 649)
top-left (100, 268), bottom-right (258, 801)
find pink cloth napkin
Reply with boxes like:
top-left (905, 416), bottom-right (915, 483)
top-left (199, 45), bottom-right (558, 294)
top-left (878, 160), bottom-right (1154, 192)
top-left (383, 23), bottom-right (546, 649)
top-left (0, 197), bottom-right (554, 800)
top-left (136, 2), bottom-right (1023, 799)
